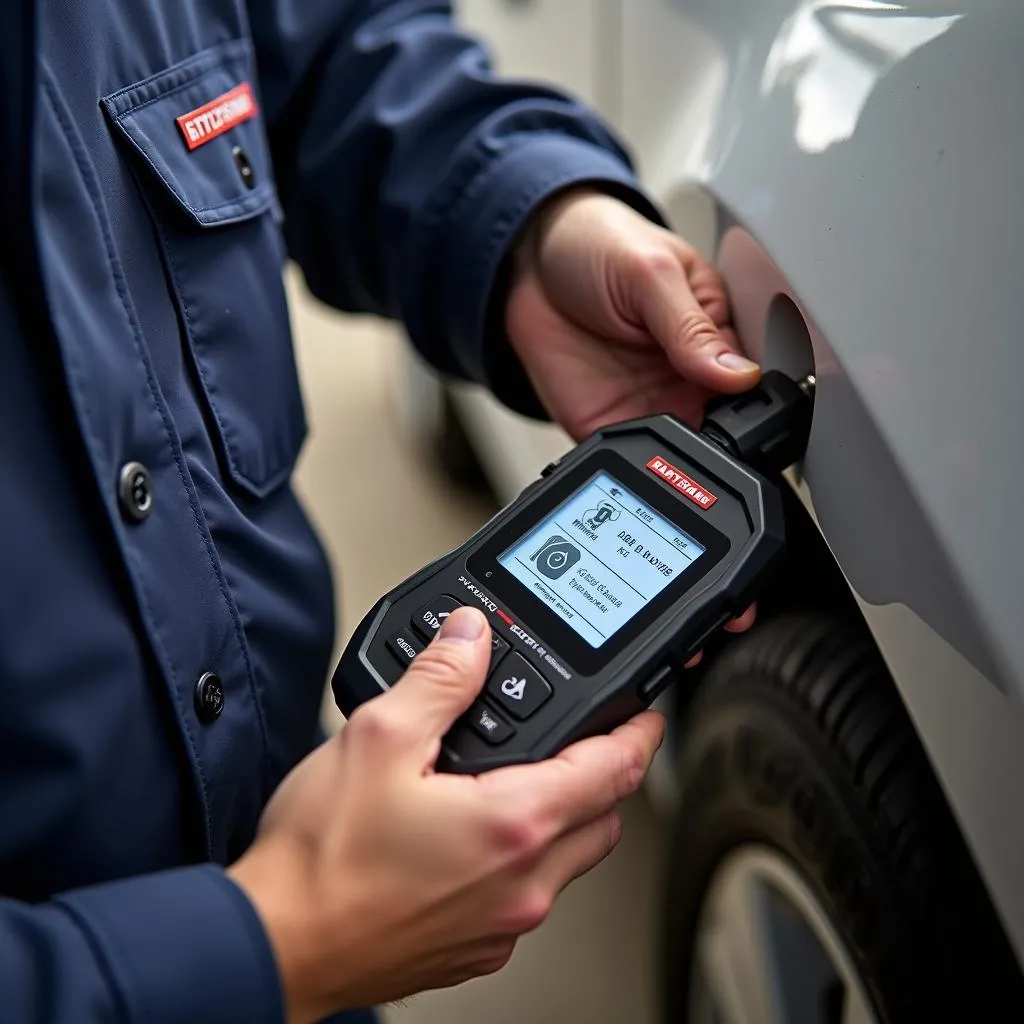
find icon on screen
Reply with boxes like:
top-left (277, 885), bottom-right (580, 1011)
top-left (583, 501), bottom-right (621, 532)
top-left (531, 535), bottom-right (582, 579)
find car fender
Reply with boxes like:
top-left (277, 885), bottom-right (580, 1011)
top-left (627, 0), bottom-right (1024, 964)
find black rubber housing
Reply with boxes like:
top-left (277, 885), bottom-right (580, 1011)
top-left (662, 613), bottom-right (1024, 1023)
top-left (333, 413), bottom-right (786, 773)
top-left (700, 369), bottom-right (812, 477)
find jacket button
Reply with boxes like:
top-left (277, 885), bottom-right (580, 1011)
top-left (232, 146), bottom-right (256, 189)
top-left (118, 462), bottom-right (153, 522)
top-left (194, 672), bottom-right (225, 723)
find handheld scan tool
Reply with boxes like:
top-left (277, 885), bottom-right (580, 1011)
top-left (333, 372), bottom-right (814, 773)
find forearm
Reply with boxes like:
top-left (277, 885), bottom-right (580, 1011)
top-left (0, 865), bottom-right (282, 1023)
top-left (248, 0), bottom-right (660, 409)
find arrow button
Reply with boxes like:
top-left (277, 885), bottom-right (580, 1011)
top-left (410, 595), bottom-right (462, 642)
top-left (489, 631), bottom-right (510, 672)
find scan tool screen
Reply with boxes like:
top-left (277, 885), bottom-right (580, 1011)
top-left (497, 472), bottom-right (705, 648)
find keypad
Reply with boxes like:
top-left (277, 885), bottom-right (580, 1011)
top-left (388, 595), bottom-right (556, 744)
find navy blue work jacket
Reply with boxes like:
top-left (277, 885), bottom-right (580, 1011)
top-left (0, 1), bottom-right (652, 1021)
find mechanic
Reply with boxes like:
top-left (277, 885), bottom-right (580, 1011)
top-left (0, 2), bottom-right (761, 1022)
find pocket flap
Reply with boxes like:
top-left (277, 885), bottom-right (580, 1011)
top-left (102, 40), bottom-right (278, 227)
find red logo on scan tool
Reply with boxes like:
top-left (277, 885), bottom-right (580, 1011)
top-left (646, 456), bottom-right (718, 509)
top-left (176, 83), bottom-right (258, 151)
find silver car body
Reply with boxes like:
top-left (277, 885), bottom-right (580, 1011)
top-left (429, 0), bottom-right (1024, 967)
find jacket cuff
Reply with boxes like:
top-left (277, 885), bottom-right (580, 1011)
top-left (56, 865), bottom-right (284, 1024)
top-left (439, 135), bottom-right (666, 418)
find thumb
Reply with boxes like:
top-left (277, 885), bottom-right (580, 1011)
top-left (635, 247), bottom-right (761, 393)
top-left (384, 606), bottom-right (492, 754)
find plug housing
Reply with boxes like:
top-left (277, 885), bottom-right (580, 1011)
top-left (700, 370), bottom-right (815, 476)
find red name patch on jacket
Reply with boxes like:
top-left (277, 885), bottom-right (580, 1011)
top-left (646, 456), bottom-right (718, 509)
top-left (176, 83), bottom-right (257, 150)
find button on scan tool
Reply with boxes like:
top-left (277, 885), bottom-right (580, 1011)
top-left (464, 702), bottom-right (514, 745)
top-left (386, 630), bottom-right (425, 667)
top-left (489, 631), bottom-right (510, 672)
top-left (638, 664), bottom-right (674, 702)
top-left (487, 653), bottom-right (552, 720)
top-left (411, 596), bottom-right (461, 642)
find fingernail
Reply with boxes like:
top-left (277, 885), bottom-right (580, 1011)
top-left (717, 352), bottom-right (760, 373)
top-left (439, 607), bottom-right (486, 643)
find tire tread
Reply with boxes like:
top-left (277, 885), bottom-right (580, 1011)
top-left (668, 612), bottom-right (1023, 1023)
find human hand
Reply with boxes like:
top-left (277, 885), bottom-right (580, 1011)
top-left (506, 189), bottom-right (760, 440)
top-left (229, 607), bottom-right (664, 1023)
top-left (505, 189), bottom-right (760, 654)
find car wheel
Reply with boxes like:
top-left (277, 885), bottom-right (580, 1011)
top-left (662, 613), bottom-right (1023, 1023)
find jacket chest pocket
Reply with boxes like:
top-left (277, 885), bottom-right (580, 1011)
top-left (103, 40), bottom-right (304, 499)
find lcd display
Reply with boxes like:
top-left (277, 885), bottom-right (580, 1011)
top-left (497, 471), bottom-right (706, 648)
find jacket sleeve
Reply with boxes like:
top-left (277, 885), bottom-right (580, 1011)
top-left (1, 865), bottom-right (283, 1023)
top-left (247, 0), bottom-right (662, 415)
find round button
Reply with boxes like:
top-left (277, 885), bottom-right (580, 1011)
top-left (194, 672), bottom-right (225, 723)
top-left (118, 462), bottom-right (153, 522)
top-left (232, 146), bottom-right (256, 190)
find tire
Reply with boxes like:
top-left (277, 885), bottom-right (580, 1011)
top-left (662, 613), bottom-right (1024, 1024)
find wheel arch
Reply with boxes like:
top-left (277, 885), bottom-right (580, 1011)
top-left (652, 200), bottom-right (1024, 976)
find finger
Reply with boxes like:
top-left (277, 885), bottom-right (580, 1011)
top-left (684, 603), bottom-right (757, 669)
top-left (459, 938), bottom-right (519, 980)
top-left (355, 607), bottom-right (491, 760)
top-left (724, 603), bottom-right (758, 633)
top-left (682, 248), bottom-right (732, 328)
top-left (487, 711), bottom-right (664, 835)
top-left (717, 325), bottom-right (741, 350)
top-left (533, 809), bottom-right (624, 905)
top-left (633, 249), bottom-right (760, 393)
